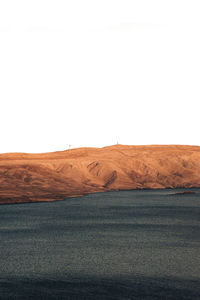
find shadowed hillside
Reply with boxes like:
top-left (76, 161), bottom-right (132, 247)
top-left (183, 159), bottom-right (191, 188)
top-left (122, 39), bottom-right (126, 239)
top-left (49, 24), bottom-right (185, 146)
top-left (0, 145), bottom-right (200, 204)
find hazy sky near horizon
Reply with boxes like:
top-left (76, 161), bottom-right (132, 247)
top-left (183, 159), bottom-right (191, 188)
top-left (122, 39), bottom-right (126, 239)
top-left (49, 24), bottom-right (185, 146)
top-left (0, 0), bottom-right (200, 153)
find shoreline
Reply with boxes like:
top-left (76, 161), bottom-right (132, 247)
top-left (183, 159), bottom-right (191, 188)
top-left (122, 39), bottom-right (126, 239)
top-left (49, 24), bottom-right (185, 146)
top-left (0, 187), bottom-right (199, 206)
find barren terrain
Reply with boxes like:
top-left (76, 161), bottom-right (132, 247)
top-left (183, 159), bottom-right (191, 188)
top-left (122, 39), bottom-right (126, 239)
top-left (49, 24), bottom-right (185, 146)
top-left (0, 145), bottom-right (200, 204)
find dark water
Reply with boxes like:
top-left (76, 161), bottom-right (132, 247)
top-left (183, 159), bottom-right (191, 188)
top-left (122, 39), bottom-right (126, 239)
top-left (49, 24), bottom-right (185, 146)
top-left (0, 189), bottom-right (200, 299)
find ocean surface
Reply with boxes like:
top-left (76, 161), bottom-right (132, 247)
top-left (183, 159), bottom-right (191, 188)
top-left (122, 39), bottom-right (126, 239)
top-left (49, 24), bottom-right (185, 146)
top-left (0, 189), bottom-right (200, 299)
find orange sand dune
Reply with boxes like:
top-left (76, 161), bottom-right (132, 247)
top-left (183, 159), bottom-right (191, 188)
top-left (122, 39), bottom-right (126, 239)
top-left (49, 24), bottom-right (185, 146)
top-left (0, 145), bottom-right (200, 204)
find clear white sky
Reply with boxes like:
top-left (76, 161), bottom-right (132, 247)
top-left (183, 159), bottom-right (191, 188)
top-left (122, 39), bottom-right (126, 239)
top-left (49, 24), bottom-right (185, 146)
top-left (0, 0), bottom-right (200, 153)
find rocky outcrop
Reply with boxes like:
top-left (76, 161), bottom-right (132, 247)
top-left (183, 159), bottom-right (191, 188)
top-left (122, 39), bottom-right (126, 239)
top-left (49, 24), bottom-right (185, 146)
top-left (0, 144), bottom-right (200, 204)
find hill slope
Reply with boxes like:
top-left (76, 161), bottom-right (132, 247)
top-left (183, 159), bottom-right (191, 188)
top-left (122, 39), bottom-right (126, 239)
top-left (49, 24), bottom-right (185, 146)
top-left (0, 145), bottom-right (200, 204)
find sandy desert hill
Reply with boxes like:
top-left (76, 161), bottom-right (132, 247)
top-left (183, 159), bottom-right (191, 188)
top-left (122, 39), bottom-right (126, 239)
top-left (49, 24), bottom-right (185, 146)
top-left (0, 145), bottom-right (200, 204)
